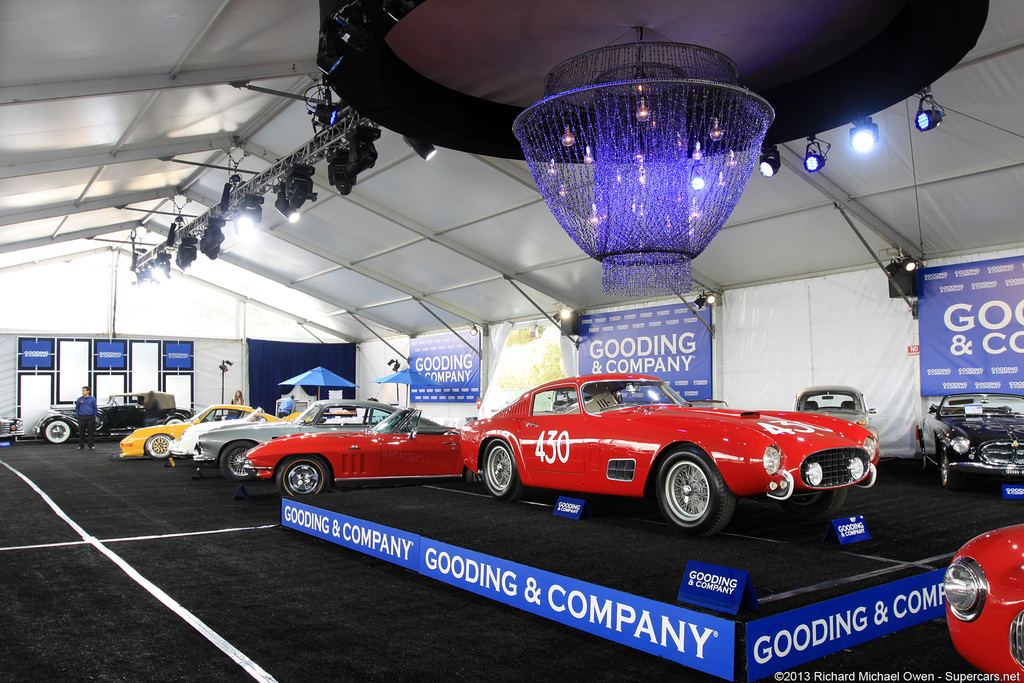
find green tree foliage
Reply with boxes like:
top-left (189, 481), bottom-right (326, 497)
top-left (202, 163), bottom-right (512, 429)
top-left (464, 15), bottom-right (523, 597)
top-left (498, 325), bottom-right (564, 391)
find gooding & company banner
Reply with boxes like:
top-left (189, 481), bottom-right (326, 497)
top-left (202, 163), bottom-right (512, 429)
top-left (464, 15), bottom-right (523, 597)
top-left (410, 332), bottom-right (481, 403)
top-left (918, 255), bottom-right (1024, 396)
top-left (579, 303), bottom-right (713, 400)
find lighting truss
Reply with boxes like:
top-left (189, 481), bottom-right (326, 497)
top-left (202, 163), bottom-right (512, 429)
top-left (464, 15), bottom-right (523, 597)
top-left (134, 106), bottom-right (374, 273)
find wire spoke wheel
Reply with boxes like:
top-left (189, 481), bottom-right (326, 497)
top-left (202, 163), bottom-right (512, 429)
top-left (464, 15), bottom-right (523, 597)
top-left (663, 461), bottom-right (710, 521)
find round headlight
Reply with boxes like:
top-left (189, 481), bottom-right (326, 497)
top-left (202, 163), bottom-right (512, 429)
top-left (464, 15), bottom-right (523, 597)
top-left (862, 436), bottom-right (877, 456)
top-left (849, 457), bottom-right (865, 481)
top-left (805, 461), bottom-right (823, 486)
top-left (763, 445), bottom-right (782, 475)
top-left (944, 557), bottom-right (987, 622)
top-left (950, 436), bottom-right (971, 455)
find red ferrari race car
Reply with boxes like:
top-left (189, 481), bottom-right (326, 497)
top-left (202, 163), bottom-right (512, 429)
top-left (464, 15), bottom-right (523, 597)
top-left (461, 374), bottom-right (879, 536)
top-left (243, 409), bottom-right (467, 496)
top-left (944, 524), bottom-right (1024, 676)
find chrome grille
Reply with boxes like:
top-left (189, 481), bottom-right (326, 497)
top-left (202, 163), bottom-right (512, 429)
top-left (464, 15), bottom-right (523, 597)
top-left (800, 448), bottom-right (869, 488)
top-left (980, 441), bottom-right (1023, 464)
top-left (1012, 610), bottom-right (1024, 668)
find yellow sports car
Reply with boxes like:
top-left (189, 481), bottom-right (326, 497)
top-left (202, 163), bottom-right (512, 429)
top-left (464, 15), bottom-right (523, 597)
top-left (118, 405), bottom-right (280, 459)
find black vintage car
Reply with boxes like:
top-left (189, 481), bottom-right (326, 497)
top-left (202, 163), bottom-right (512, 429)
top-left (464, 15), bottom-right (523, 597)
top-left (35, 391), bottom-right (193, 444)
top-left (920, 392), bottom-right (1024, 490)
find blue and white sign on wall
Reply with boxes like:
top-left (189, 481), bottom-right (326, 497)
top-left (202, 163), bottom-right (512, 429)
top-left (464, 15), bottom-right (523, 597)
top-left (163, 341), bottom-right (193, 370)
top-left (19, 338), bottom-right (54, 369)
top-left (918, 256), bottom-right (1024, 396)
top-left (579, 303), bottom-right (713, 400)
top-left (95, 340), bottom-right (127, 369)
top-left (410, 333), bottom-right (480, 403)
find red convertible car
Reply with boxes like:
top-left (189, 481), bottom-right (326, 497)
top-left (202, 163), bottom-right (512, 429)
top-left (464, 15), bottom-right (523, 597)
top-left (944, 524), bottom-right (1024, 675)
top-left (461, 374), bottom-right (879, 536)
top-left (243, 409), bottom-right (466, 496)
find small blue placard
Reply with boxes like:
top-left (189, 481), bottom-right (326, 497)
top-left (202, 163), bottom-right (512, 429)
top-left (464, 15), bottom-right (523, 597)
top-left (0, 441), bottom-right (11, 448)
top-left (1003, 484), bottom-right (1024, 499)
top-left (553, 496), bottom-right (591, 519)
top-left (824, 515), bottom-right (871, 544)
top-left (677, 560), bottom-right (759, 615)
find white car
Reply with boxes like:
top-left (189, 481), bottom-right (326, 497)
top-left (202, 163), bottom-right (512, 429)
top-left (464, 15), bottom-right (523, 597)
top-left (170, 409), bottom-right (277, 458)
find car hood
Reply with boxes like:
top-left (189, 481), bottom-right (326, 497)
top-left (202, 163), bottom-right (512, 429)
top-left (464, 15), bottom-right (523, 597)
top-left (590, 405), bottom-right (873, 449)
top-left (947, 416), bottom-right (1024, 442)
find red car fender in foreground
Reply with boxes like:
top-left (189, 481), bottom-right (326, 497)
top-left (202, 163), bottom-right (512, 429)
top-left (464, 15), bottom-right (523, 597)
top-left (945, 524), bottom-right (1024, 675)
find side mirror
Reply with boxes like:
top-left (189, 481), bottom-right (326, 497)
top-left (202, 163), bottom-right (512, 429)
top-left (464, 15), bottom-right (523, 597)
top-left (868, 408), bottom-right (877, 414)
top-left (928, 404), bottom-right (938, 414)
top-left (408, 428), bottom-right (418, 440)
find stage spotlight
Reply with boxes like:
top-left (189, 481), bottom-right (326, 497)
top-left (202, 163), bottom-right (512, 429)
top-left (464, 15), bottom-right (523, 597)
top-left (220, 174), bottom-right (241, 212)
top-left (176, 235), bottom-right (198, 270)
top-left (387, 358), bottom-right (400, 371)
top-left (402, 135), bottom-right (437, 161)
top-left (152, 252), bottom-right (171, 281)
top-left (693, 293), bottom-right (708, 308)
top-left (275, 188), bottom-right (299, 223)
top-left (850, 117), bottom-right (879, 153)
top-left (164, 215), bottom-right (182, 248)
top-left (234, 194), bottom-right (264, 235)
top-left (915, 88), bottom-right (943, 132)
top-left (328, 151), bottom-right (355, 196)
top-left (314, 103), bottom-right (341, 127)
top-left (706, 292), bottom-right (718, 306)
top-left (469, 325), bottom-right (479, 337)
top-left (803, 136), bottom-right (830, 173)
top-left (200, 217), bottom-right (226, 260)
top-left (759, 146), bottom-right (780, 178)
top-left (904, 259), bottom-right (918, 272)
top-left (284, 165), bottom-right (317, 210)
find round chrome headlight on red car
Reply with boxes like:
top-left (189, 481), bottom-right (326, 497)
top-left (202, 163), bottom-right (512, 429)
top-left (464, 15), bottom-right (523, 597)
top-left (862, 436), bottom-right (877, 457)
top-left (763, 445), bottom-right (782, 475)
top-left (944, 557), bottom-right (988, 622)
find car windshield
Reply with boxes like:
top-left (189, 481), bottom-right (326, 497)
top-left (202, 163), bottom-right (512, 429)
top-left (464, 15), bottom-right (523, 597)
top-left (940, 394), bottom-right (1024, 417)
top-left (581, 379), bottom-right (684, 414)
top-left (295, 403), bottom-right (323, 424)
top-left (799, 391), bottom-right (862, 412)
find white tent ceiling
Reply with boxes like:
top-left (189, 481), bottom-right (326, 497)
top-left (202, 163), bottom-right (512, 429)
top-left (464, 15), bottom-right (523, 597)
top-left (1, 1), bottom-right (1022, 343)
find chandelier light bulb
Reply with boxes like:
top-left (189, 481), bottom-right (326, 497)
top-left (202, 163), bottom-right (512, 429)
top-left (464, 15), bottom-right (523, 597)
top-left (547, 158), bottom-right (557, 175)
top-left (710, 118), bottom-right (724, 140)
top-left (583, 145), bottom-right (594, 163)
top-left (692, 141), bottom-right (702, 160)
top-left (558, 184), bottom-right (567, 197)
top-left (728, 150), bottom-right (737, 167)
top-left (561, 127), bottom-right (575, 147)
top-left (636, 96), bottom-right (650, 122)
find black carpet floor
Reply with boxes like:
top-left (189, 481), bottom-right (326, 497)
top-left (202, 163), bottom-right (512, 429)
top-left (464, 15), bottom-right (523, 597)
top-left (1, 440), bottom-right (1020, 682)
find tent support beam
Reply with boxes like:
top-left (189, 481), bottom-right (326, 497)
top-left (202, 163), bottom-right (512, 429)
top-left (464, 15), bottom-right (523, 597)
top-left (415, 301), bottom-right (480, 356)
top-left (835, 203), bottom-right (918, 318)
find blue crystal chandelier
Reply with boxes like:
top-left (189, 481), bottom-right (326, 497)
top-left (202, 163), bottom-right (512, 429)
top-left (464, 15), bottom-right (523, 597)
top-left (514, 40), bottom-right (774, 296)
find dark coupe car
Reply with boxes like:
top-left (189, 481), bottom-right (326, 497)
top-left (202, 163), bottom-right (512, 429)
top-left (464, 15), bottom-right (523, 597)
top-left (243, 409), bottom-right (466, 496)
top-left (35, 391), bottom-right (193, 444)
top-left (921, 393), bottom-right (1024, 490)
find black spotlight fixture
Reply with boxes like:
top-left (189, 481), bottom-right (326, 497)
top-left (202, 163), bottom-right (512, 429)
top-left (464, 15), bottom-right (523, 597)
top-left (915, 87), bottom-right (944, 132)
top-left (850, 117), bottom-right (879, 153)
top-left (275, 187), bottom-right (299, 223)
top-left (803, 136), bottom-right (830, 173)
top-left (152, 252), bottom-right (172, 281)
top-left (346, 124), bottom-right (381, 176)
top-left (219, 173), bottom-right (241, 212)
top-left (327, 150), bottom-right (354, 196)
top-left (387, 358), bottom-right (400, 372)
top-left (402, 135), bottom-right (437, 161)
top-left (693, 293), bottom-right (708, 309)
top-left (234, 194), bottom-right (264, 234)
top-left (705, 292), bottom-right (719, 306)
top-left (176, 235), bottom-right (198, 270)
top-left (314, 103), bottom-right (341, 127)
top-left (284, 165), bottom-right (317, 210)
top-left (164, 215), bottom-right (183, 248)
top-left (200, 217), bottom-right (226, 260)
top-left (759, 146), bottom-right (780, 178)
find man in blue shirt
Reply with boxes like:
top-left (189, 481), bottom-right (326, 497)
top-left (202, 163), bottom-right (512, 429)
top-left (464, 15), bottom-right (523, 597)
top-left (75, 386), bottom-right (97, 450)
top-left (279, 394), bottom-right (295, 418)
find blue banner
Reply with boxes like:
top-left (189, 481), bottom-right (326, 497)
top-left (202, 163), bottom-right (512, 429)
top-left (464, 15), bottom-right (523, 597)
top-left (410, 333), bottom-right (481, 403)
top-left (918, 256), bottom-right (1024, 396)
top-left (96, 340), bottom-right (126, 369)
top-left (579, 304), bottom-right (713, 400)
top-left (420, 538), bottom-right (734, 679)
top-left (746, 569), bottom-right (946, 681)
top-left (281, 500), bottom-right (420, 571)
top-left (19, 338), bottom-right (53, 369)
top-left (163, 341), bottom-right (193, 370)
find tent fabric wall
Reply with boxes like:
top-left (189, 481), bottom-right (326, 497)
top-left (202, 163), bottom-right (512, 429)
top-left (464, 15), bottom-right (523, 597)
top-left (720, 268), bottom-right (920, 457)
top-left (247, 338), bottom-right (356, 416)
